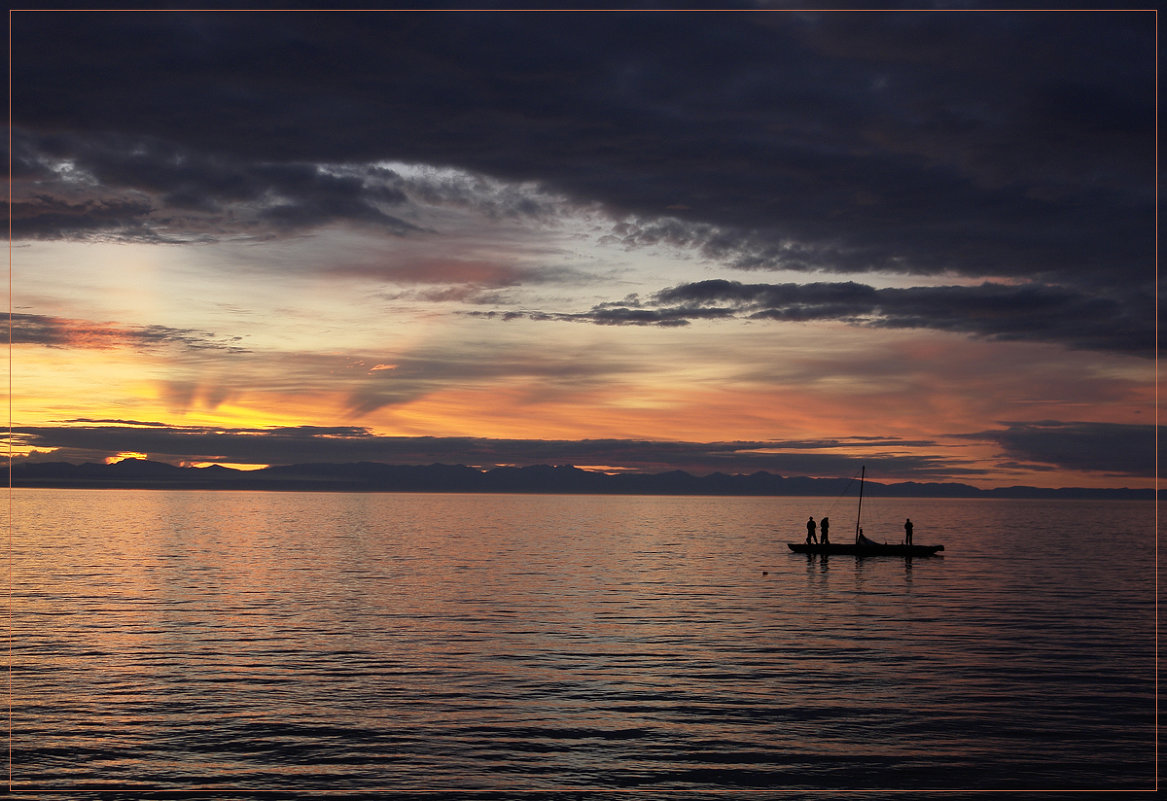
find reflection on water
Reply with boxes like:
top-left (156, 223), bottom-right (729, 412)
top-left (9, 490), bottom-right (1156, 791)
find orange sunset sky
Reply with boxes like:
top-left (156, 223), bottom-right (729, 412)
top-left (7, 10), bottom-right (1158, 489)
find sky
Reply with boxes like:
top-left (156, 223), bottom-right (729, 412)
top-left (6, 9), bottom-right (1159, 489)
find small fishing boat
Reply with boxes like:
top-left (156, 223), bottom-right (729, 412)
top-left (788, 540), bottom-right (944, 557)
top-left (787, 466), bottom-right (944, 557)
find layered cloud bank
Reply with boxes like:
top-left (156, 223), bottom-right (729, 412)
top-left (11, 421), bottom-right (1156, 483)
top-left (482, 279), bottom-right (1155, 356)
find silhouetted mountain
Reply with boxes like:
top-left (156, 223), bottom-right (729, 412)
top-left (7, 459), bottom-right (1155, 499)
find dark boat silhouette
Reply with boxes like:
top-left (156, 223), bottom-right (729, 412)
top-left (788, 466), bottom-right (945, 557)
top-left (788, 540), bottom-right (944, 557)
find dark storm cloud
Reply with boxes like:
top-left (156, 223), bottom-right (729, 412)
top-left (10, 11), bottom-right (1154, 289)
top-left (965, 421), bottom-right (1157, 477)
top-left (486, 279), bottom-right (1155, 356)
top-left (11, 313), bottom-right (249, 352)
top-left (9, 195), bottom-right (160, 242)
top-left (9, 422), bottom-right (969, 478)
top-left (8, 129), bottom-right (420, 240)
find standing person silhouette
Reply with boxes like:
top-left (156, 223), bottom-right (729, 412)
top-left (820, 517), bottom-right (830, 545)
top-left (806, 516), bottom-right (817, 545)
top-left (904, 518), bottom-right (914, 546)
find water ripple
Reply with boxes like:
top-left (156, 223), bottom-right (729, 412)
top-left (10, 491), bottom-right (1156, 792)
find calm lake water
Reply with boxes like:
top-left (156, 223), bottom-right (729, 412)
top-left (6, 489), bottom-right (1158, 795)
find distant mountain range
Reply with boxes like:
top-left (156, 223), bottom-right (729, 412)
top-left (8, 459), bottom-right (1155, 499)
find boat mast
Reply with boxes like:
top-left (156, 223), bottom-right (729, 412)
top-left (854, 465), bottom-right (865, 543)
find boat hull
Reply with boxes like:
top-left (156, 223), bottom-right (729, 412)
top-left (788, 542), bottom-right (944, 557)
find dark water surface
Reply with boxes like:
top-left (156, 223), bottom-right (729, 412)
top-left (8, 490), bottom-right (1157, 793)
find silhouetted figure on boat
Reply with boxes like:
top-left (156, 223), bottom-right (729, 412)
top-left (904, 518), bottom-right (913, 545)
top-left (806, 516), bottom-right (817, 545)
top-left (820, 517), bottom-right (830, 545)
